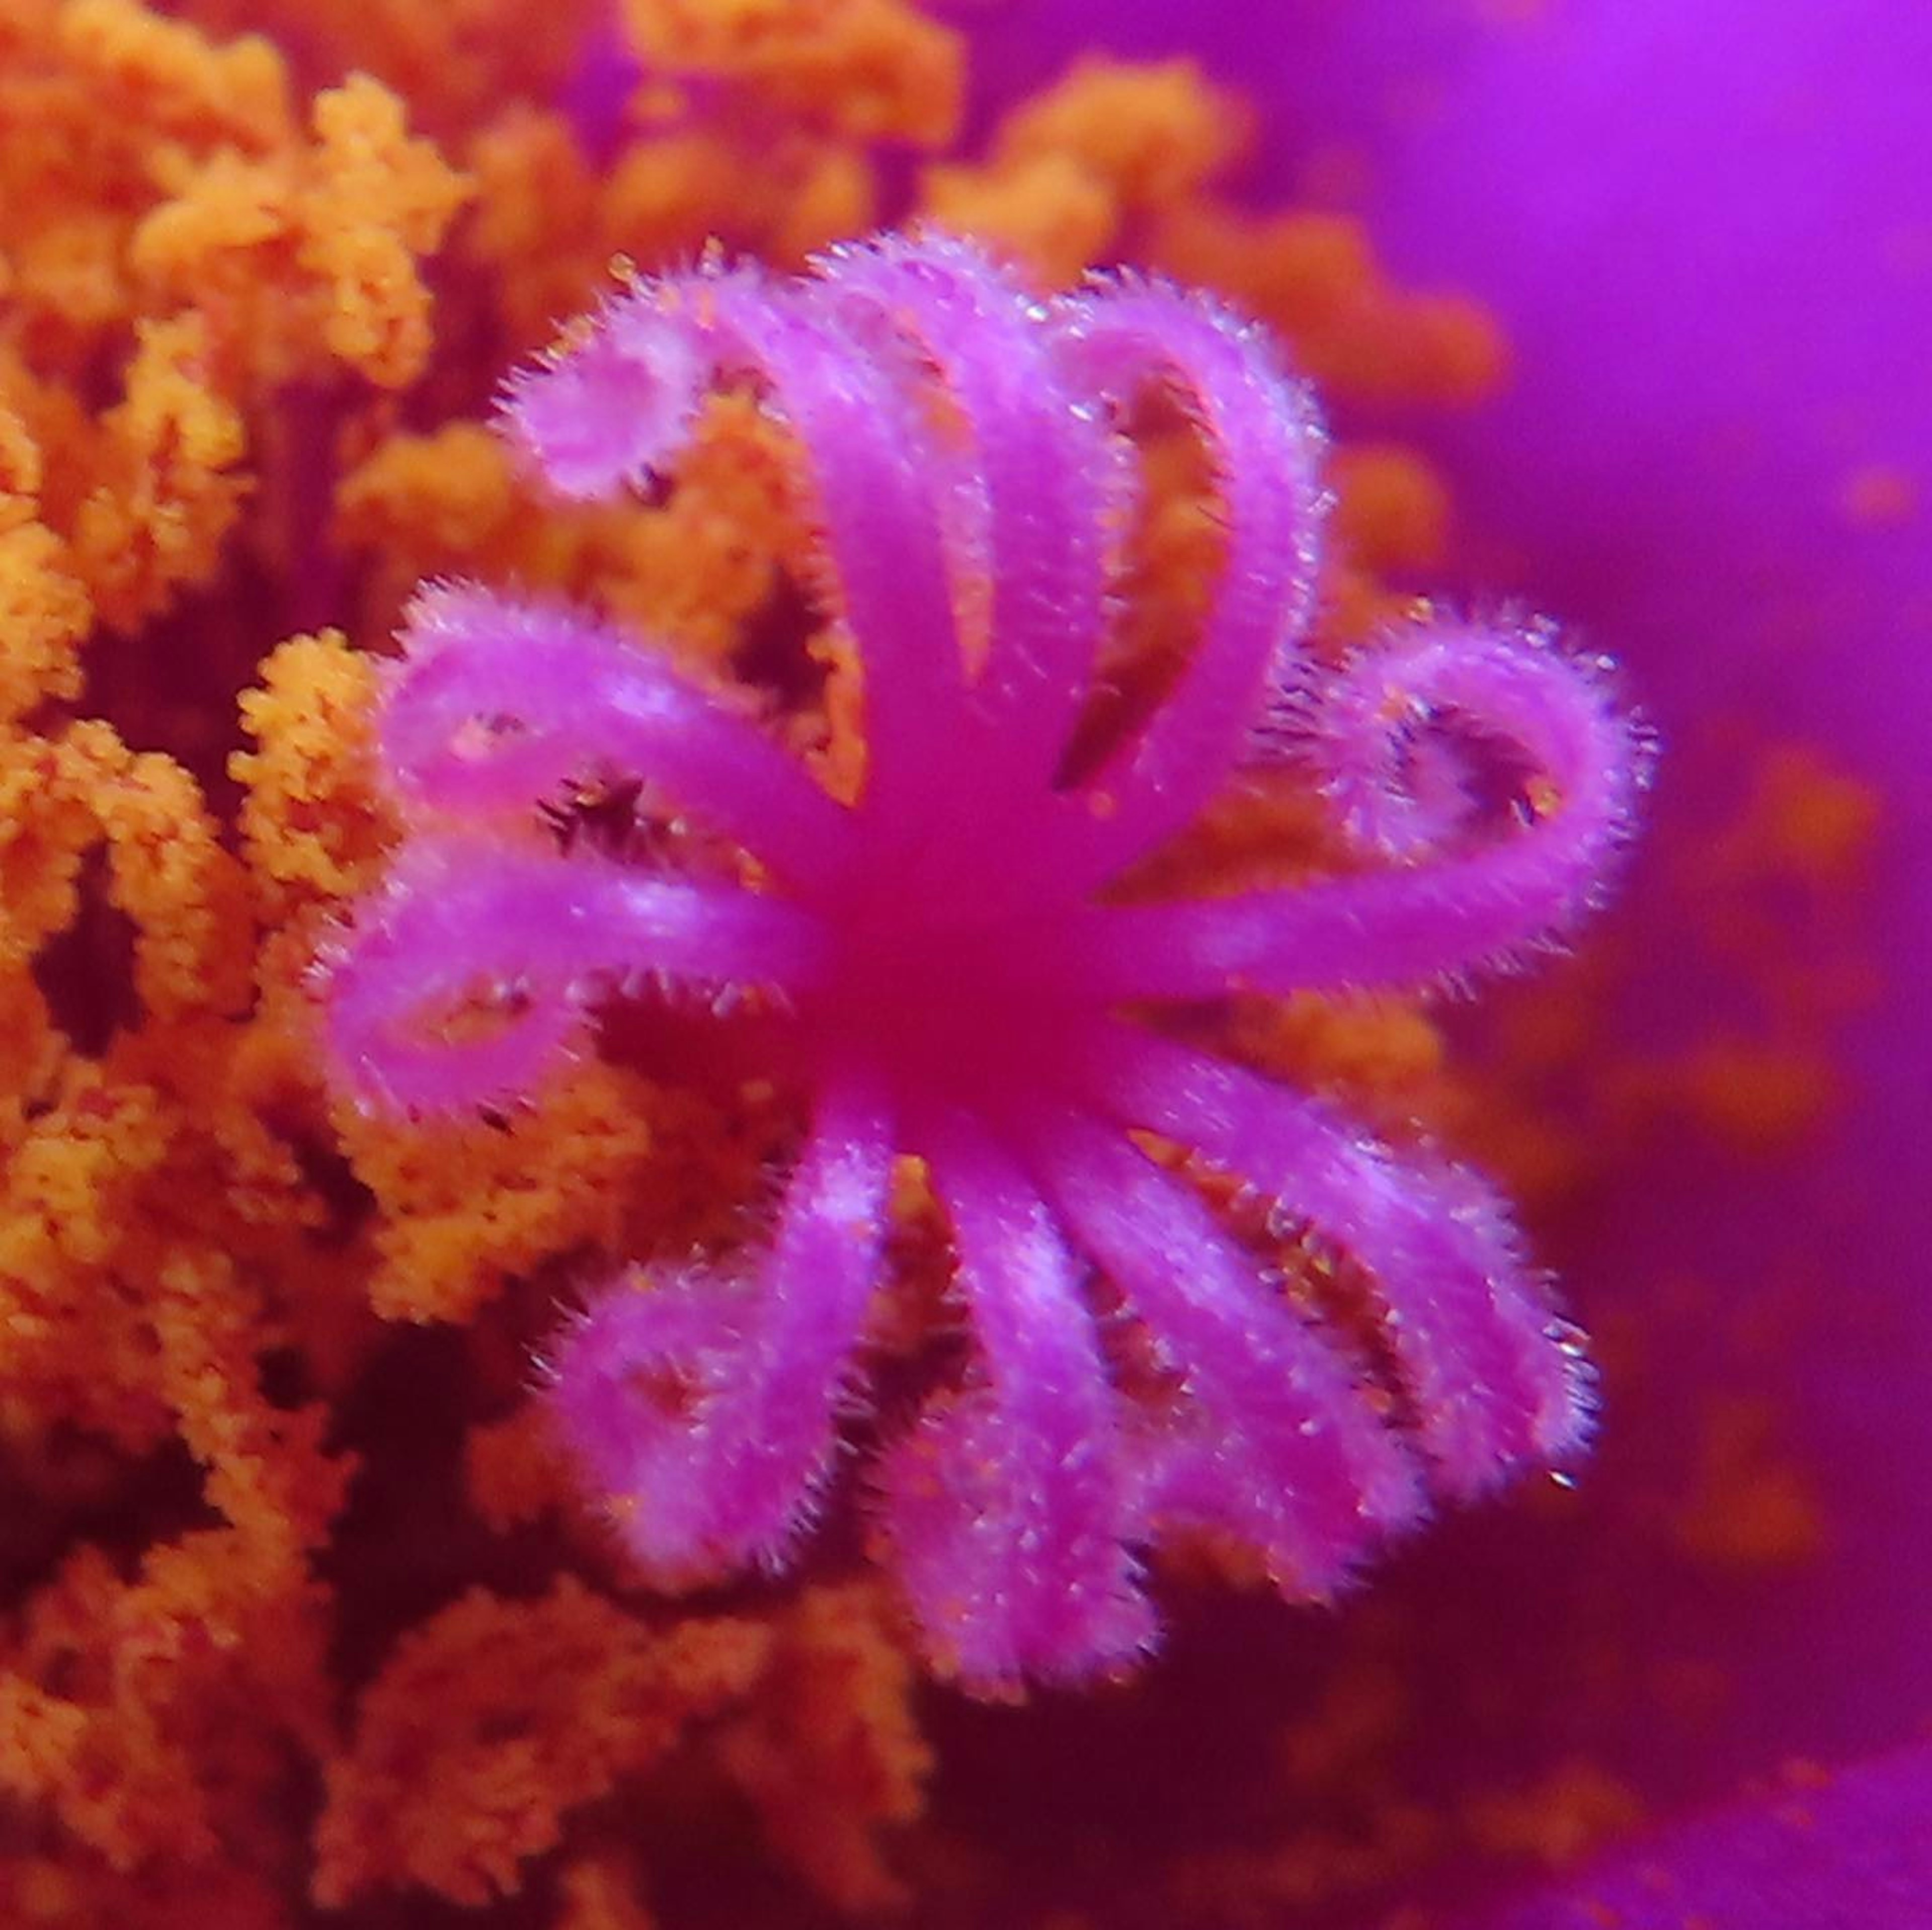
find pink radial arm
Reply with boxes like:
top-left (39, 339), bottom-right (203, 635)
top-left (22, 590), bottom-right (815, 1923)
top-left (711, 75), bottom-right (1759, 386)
top-left (812, 234), bottom-right (1122, 805)
top-left (874, 1110), bottom-right (1154, 1691)
top-left (1072, 1024), bottom-right (1589, 1495)
top-left (1054, 282), bottom-right (1327, 883)
top-left (1022, 1108), bottom-right (1422, 1593)
top-left (542, 1078), bottom-right (895, 1582)
top-left (382, 583), bottom-right (853, 887)
top-left (1080, 623), bottom-right (1639, 998)
top-left (504, 263), bottom-right (970, 831)
top-left (323, 836), bottom-right (826, 1115)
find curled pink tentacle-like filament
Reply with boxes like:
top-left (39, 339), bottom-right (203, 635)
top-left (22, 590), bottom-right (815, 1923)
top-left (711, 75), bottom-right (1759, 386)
top-left (325, 231), bottom-right (1639, 1689)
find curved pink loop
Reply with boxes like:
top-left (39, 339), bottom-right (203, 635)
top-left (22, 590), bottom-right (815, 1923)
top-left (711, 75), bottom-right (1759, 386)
top-left (323, 837), bottom-right (826, 1115)
top-left (812, 232), bottom-right (1123, 802)
top-left (1316, 616), bottom-right (1639, 861)
top-left (1023, 1109), bottom-right (1423, 1595)
top-left (1071, 1022), bottom-right (1589, 1495)
top-left (503, 263), bottom-right (970, 831)
top-left (383, 583), bottom-right (853, 887)
top-left (544, 1078), bottom-right (895, 1581)
top-left (874, 1109), bottom-right (1153, 1690)
top-left (1052, 279), bottom-right (1327, 883)
top-left (1081, 621), bottom-right (1640, 998)
top-left (499, 296), bottom-right (708, 500)
top-left (673, 273), bottom-right (970, 833)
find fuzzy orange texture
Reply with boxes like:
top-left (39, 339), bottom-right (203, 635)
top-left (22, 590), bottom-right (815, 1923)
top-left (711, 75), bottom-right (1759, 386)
top-left (599, 125), bottom-right (879, 279)
top-left (0, 406), bottom-right (92, 721)
top-left (0, 0), bottom-right (289, 372)
top-left (134, 72), bottom-right (472, 390)
top-left (922, 147), bottom-right (1120, 292)
top-left (623, 0), bottom-right (965, 146)
top-left (1330, 442), bottom-right (1451, 578)
top-left (3, 8), bottom-right (464, 390)
top-left (62, 315), bottom-right (251, 634)
top-left (223, 631), bottom-right (410, 1357)
top-left (306, 1582), bottom-right (926, 1917)
top-left (0, 1052), bottom-right (246, 1461)
top-left (921, 55), bottom-right (1245, 287)
top-left (311, 1578), bottom-right (772, 1907)
top-left (463, 106), bottom-right (878, 349)
top-left (0, 567), bottom-right (346, 1885)
top-left (467, 1399), bottom-right (580, 1533)
top-left (0, 1858), bottom-right (289, 1930)
top-left (0, 1003), bottom-right (352, 1490)
top-left (178, 0), bottom-right (601, 137)
top-left (555, 1854), bottom-right (663, 1930)
top-left (231, 629), bottom-right (394, 924)
top-left (461, 1337), bottom-right (938, 1901)
top-left (334, 394), bottom-right (810, 664)
top-left (1464, 1760), bottom-right (1647, 1868)
top-left (0, 714), bottom-right (255, 1190)
top-left (332, 1018), bottom-right (790, 1327)
top-left (0, 1073), bottom-right (177, 1445)
top-left (715, 1583), bottom-right (935, 1911)
top-left (1003, 54), bottom-right (1254, 208)
top-left (300, 75), bottom-right (474, 384)
top-left (332, 1061), bottom-right (664, 1323)
top-left (0, 1233), bottom-right (348, 1870)
top-left (0, 1536), bottom-right (331, 1872)
top-left (1153, 203), bottom-right (1508, 406)
top-left (0, 15), bottom-right (467, 641)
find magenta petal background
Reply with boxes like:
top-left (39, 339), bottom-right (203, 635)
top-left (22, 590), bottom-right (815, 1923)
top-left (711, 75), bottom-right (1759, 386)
top-left (958, 0), bottom-right (1932, 1906)
top-left (1295, 0), bottom-right (1932, 1771)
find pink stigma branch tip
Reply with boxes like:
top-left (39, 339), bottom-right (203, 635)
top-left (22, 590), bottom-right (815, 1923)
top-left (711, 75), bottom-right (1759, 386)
top-left (323, 231), bottom-right (1640, 1693)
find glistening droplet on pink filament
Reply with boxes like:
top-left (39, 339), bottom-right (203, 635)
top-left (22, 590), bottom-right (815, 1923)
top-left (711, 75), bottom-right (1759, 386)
top-left (323, 231), bottom-right (1641, 1693)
